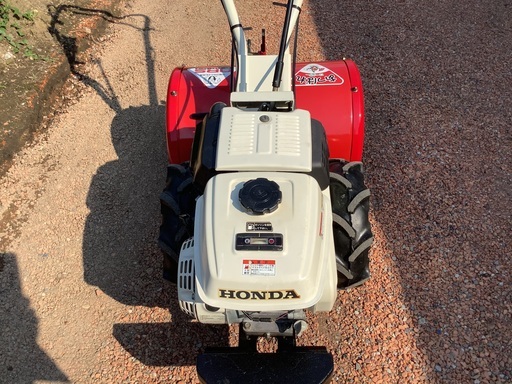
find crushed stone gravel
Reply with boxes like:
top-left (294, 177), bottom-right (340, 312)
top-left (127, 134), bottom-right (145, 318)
top-left (0, 0), bottom-right (510, 383)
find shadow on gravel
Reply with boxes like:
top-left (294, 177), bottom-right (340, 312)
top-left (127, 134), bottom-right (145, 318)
top-left (48, 5), bottom-right (166, 307)
top-left (48, 6), bottom-right (230, 363)
top-left (309, 0), bottom-right (511, 381)
top-left (113, 290), bottom-right (229, 366)
top-left (48, 4), bottom-right (123, 74)
top-left (0, 253), bottom-right (68, 383)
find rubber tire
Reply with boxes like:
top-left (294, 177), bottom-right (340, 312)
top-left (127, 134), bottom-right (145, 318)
top-left (329, 160), bottom-right (373, 289)
top-left (158, 163), bottom-right (199, 283)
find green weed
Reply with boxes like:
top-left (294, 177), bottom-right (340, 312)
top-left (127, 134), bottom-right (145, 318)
top-left (0, 1), bottom-right (43, 59)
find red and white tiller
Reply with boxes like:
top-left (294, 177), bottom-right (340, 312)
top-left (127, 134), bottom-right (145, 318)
top-left (158, 1), bottom-right (373, 382)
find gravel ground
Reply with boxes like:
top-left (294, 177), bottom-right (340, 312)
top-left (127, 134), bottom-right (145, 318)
top-left (0, 0), bottom-right (510, 383)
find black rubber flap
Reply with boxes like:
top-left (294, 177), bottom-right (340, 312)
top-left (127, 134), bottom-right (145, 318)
top-left (239, 178), bottom-right (282, 215)
top-left (197, 346), bottom-right (334, 383)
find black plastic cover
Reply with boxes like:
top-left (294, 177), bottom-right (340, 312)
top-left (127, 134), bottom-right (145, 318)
top-left (308, 119), bottom-right (330, 191)
top-left (190, 102), bottom-right (226, 192)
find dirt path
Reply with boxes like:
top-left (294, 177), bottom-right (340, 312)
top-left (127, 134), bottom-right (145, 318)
top-left (1, 0), bottom-right (510, 383)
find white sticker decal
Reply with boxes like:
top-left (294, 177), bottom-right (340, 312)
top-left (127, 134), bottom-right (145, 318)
top-left (188, 67), bottom-right (230, 89)
top-left (295, 63), bottom-right (344, 86)
top-left (246, 222), bottom-right (273, 231)
top-left (242, 259), bottom-right (276, 276)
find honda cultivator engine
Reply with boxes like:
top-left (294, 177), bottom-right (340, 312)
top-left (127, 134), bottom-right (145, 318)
top-left (177, 105), bottom-right (337, 331)
top-left (157, 1), bottom-right (373, 382)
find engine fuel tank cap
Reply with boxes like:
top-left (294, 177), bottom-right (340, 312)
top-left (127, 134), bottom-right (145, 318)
top-left (239, 178), bottom-right (282, 215)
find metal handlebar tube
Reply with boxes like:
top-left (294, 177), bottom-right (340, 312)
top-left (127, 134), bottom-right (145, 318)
top-left (220, 0), bottom-right (303, 94)
top-left (273, 0), bottom-right (303, 91)
top-left (219, 0), bottom-right (247, 55)
top-left (273, 0), bottom-right (294, 90)
top-left (220, 0), bottom-right (248, 91)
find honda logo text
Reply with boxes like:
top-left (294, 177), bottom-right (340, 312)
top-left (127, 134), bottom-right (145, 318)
top-left (218, 289), bottom-right (300, 300)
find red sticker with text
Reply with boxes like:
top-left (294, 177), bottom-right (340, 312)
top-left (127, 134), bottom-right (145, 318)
top-left (295, 63), bottom-right (344, 86)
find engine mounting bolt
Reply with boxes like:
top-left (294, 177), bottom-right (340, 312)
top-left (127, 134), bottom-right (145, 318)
top-left (243, 322), bottom-right (251, 330)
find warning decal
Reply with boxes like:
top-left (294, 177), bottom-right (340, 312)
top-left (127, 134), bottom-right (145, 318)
top-left (188, 67), bottom-right (230, 89)
top-left (242, 260), bottom-right (276, 276)
top-left (295, 63), bottom-right (344, 86)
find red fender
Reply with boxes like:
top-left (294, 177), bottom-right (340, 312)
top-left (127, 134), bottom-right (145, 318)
top-left (166, 60), bottom-right (365, 164)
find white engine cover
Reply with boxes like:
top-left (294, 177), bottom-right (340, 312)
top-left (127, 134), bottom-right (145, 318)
top-left (215, 107), bottom-right (313, 173)
top-left (193, 172), bottom-right (337, 312)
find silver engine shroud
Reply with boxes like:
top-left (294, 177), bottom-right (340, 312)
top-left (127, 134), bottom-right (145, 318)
top-left (178, 108), bottom-right (337, 325)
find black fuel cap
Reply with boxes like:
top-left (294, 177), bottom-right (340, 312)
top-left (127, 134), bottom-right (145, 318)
top-left (239, 178), bottom-right (282, 215)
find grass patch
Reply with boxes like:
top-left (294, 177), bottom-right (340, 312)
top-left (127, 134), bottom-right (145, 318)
top-left (0, 0), bottom-right (44, 59)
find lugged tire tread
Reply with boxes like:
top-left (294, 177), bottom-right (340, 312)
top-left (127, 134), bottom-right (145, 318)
top-left (348, 237), bottom-right (374, 263)
top-left (333, 213), bottom-right (356, 239)
top-left (158, 163), bottom-right (199, 283)
top-left (177, 178), bottom-right (193, 193)
top-left (348, 189), bottom-right (371, 213)
top-left (342, 161), bottom-right (363, 173)
top-left (330, 159), bottom-right (373, 289)
top-left (160, 190), bottom-right (180, 215)
top-left (330, 172), bottom-right (352, 188)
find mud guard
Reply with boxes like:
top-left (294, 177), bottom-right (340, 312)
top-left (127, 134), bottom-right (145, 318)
top-left (166, 60), bottom-right (365, 165)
